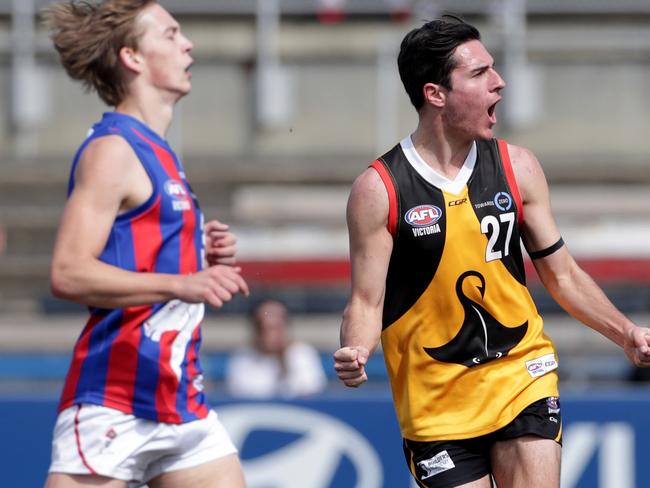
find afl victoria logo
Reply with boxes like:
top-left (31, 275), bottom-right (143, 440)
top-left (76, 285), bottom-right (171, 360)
top-left (405, 204), bottom-right (442, 227)
top-left (218, 404), bottom-right (383, 488)
top-left (164, 179), bottom-right (188, 200)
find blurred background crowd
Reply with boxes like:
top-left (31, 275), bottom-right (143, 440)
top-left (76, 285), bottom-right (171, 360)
top-left (0, 0), bottom-right (649, 396)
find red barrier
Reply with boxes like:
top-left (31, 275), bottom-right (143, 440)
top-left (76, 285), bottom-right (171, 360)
top-left (239, 258), bottom-right (650, 286)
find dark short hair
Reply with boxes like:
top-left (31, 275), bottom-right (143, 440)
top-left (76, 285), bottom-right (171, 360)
top-left (397, 15), bottom-right (480, 110)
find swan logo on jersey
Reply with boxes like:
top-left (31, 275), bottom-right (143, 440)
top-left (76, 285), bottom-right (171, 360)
top-left (424, 270), bottom-right (528, 367)
top-left (164, 179), bottom-right (191, 211)
top-left (405, 204), bottom-right (442, 237)
top-left (494, 192), bottom-right (513, 212)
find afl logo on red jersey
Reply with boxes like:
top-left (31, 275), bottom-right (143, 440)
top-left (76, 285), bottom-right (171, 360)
top-left (405, 205), bottom-right (442, 227)
top-left (164, 179), bottom-right (188, 200)
top-left (164, 179), bottom-right (191, 211)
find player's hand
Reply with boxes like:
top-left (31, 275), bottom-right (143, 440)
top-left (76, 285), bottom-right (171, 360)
top-left (205, 220), bottom-right (238, 266)
top-left (623, 325), bottom-right (650, 367)
top-left (333, 346), bottom-right (370, 387)
top-left (178, 265), bottom-right (249, 308)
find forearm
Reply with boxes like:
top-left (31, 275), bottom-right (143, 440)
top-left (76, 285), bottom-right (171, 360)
top-left (513, 144), bottom-right (650, 365)
top-left (340, 298), bottom-right (383, 354)
top-left (51, 258), bottom-right (182, 309)
top-left (541, 264), bottom-right (635, 348)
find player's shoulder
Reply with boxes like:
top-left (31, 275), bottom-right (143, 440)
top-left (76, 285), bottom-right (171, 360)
top-left (77, 134), bottom-right (139, 175)
top-left (353, 164), bottom-right (385, 191)
top-left (82, 133), bottom-right (134, 160)
top-left (348, 165), bottom-right (390, 211)
top-left (502, 141), bottom-right (538, 166)
top-left (346, 164), bottom-right (391, 229)
top-left (501, 141), bottom-right (548, 196)
top-left (75, 134), bottom-right (138, 185)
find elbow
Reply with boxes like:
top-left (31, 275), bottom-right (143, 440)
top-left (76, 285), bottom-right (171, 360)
top-left (50, 260), bottom-right (83, 302)
top-left (540, 272), bottom-right (571, 300)
top-left (539, 271), bottom-right (564, 293)
top-left (539, 264), bottom-right (583, 304)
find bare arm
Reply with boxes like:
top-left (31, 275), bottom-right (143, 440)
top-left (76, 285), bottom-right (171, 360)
top-left (510, 143), bottom-right (650, 366)
top-left (50, 136), bottom-right (248, 309)
top-left (333, 168), bottom-right (393, 386)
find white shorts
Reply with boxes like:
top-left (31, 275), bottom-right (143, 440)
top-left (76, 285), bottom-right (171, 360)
top-left (49, 404), bottom-right (238, 487)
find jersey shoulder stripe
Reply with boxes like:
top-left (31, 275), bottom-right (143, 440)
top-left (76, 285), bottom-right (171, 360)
top-left (369, 158), bottom-right (399, 238)
top-left (496, 139), bottom-right (523, 225)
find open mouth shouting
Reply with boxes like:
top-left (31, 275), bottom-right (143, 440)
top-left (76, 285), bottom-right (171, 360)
top-left (487, 99), bottom-right (500, 125)
top-left (184, 60), bottom-right (194, 77)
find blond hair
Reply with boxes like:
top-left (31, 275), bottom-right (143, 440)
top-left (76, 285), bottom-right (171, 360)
top-left (43, 0), bottom-right (156, 106)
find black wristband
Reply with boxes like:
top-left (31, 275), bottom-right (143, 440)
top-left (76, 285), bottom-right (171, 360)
top-left (529, 238), bottom-right (565, 260)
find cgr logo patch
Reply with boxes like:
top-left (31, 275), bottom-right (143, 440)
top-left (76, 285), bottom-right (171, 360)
top-left (448, 198), bottom-right (467, 207)
top-left (405, 204), bottom-right (442, 227)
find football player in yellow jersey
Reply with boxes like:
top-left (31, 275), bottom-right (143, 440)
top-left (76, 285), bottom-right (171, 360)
top-left (333, 15), bottom-right (650, 488)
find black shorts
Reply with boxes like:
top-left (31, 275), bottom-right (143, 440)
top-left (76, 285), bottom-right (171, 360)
top-left (403, 397), bottom-right (562, 488)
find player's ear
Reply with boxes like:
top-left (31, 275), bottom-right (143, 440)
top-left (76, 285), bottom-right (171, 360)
top-left (119, 46), bottom-right (143, 74)
top-left (423, 82), bottom-right (446, 108)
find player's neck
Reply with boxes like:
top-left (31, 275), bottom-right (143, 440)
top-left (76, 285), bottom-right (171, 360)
top-left (411, 120), bottom-right (474, 179)
top-left (116, 92), bottom-right (176, 139)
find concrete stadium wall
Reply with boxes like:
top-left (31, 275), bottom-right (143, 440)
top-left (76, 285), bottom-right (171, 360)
top-left (0, 14), bottom-right (649, 178)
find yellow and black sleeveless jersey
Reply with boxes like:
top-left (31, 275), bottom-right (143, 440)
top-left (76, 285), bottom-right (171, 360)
top-left (372, 137), bottom-right (559, 442)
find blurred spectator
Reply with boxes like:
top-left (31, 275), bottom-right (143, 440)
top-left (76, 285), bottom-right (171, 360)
top-left (226, 298), bottom-right (327, 398)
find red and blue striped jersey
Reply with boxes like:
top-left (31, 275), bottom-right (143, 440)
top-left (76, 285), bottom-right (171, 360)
top-left (58, 112), bottom-right (209, 423)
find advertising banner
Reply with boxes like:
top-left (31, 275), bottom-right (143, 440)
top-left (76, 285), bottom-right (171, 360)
top-left (2, 391), bottom-right (650, 487)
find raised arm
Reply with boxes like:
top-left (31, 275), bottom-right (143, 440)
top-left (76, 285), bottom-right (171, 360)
top-left (333, 168), bottom-right (394, 386)
top-left (50, 136), bottom-right (248, 309)
top-left (509, 143), bottom-right (650, 366)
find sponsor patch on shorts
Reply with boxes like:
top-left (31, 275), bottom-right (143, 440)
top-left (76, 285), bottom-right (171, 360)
top-left (546, 396), bottom-right (560, 414)
top-left (418, 450), bottom-right (456, 480)
top-left (525, 353), bottom-right (558, 378)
